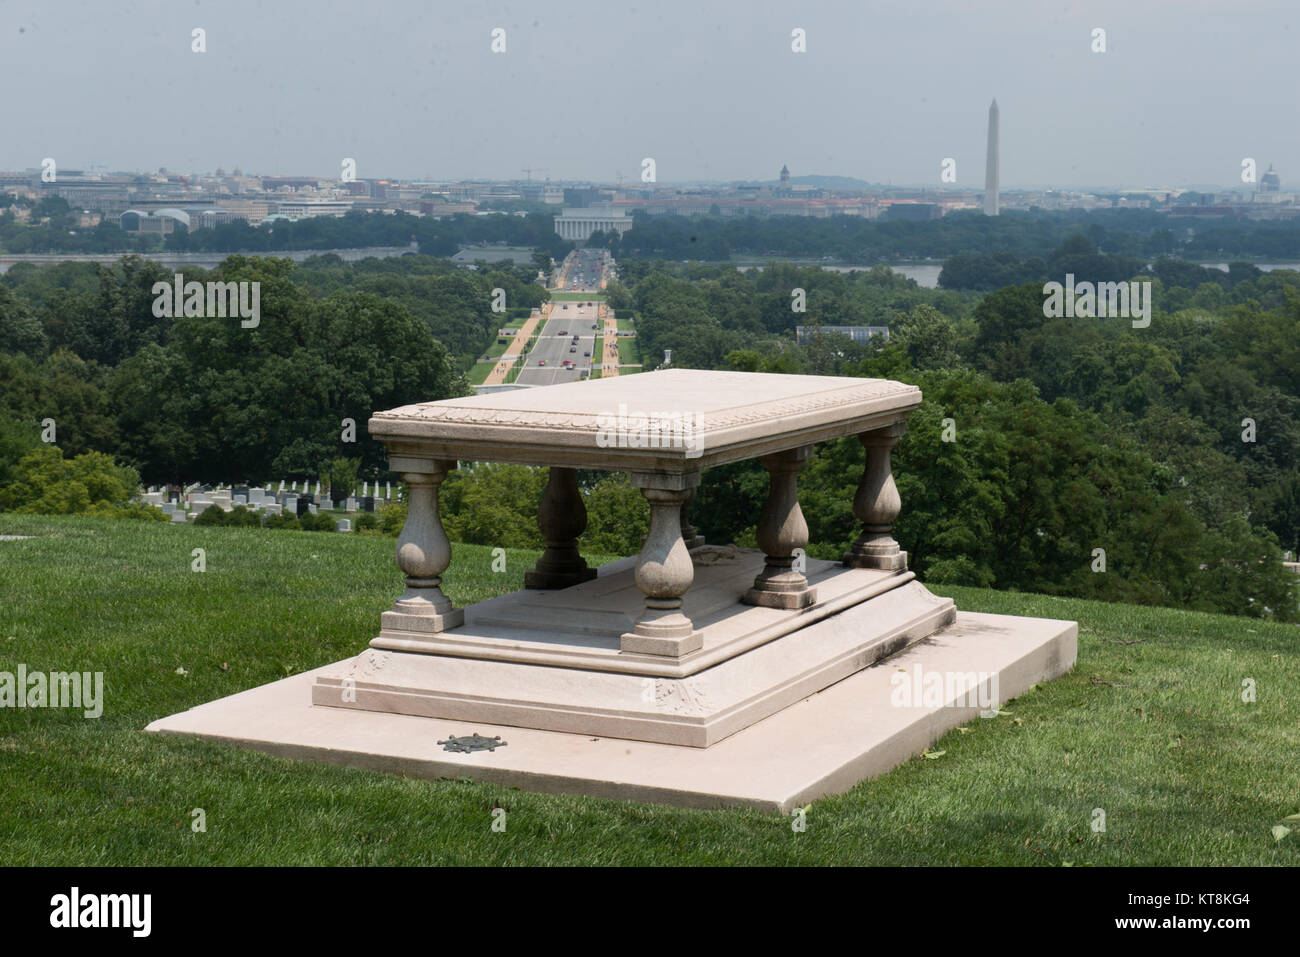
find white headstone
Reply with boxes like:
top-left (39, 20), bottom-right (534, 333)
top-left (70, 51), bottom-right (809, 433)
top-left (336, 519), bottom-right (352, 532)
top-left (171, 511), bottom-right (188, 523)
top-left (308, 503), bottom-right (318, 515)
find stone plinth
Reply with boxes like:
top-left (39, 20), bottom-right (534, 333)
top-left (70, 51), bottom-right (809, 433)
top-left (148, 611), bottom-right (1077, 812)
top-left (319, 549), bottom-right (955, 746)
top-left (146, 370), bottom-right (1078, 810)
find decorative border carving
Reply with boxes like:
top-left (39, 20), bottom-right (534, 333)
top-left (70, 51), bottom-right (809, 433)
top-left (371, 377), bottom-right (919, 437)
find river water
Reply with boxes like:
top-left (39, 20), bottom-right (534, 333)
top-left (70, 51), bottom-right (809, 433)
top-left (741, 261), bottom-right (1300, 289)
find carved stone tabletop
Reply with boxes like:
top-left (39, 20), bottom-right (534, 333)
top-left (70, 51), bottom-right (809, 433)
top-left (370, 368), bottom-right (921, 473)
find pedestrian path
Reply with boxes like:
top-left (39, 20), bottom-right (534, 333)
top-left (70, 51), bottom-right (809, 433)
top-left (483, 304), bottom-right (549, 386)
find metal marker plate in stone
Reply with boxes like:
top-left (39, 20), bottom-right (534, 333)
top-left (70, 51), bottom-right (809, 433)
top-left (438, 733), bottom-right (507, 754)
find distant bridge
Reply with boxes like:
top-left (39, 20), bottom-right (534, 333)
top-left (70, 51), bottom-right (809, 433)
top-left (0, 243), bottom-right (419, 274)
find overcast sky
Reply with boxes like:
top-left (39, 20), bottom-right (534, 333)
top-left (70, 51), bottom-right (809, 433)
top-left (2, 0), bottom-right (1295, 189)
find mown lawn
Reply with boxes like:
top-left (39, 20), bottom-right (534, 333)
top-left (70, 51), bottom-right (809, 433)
top-left (0, 514), bottom-right (1297, 865)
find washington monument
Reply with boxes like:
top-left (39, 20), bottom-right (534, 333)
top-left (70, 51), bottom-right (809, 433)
top-left (983, 98), bottom-right (999, 216)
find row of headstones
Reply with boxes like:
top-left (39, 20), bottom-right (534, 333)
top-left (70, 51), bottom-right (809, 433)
top-left (137, 481), bottom-right (402, 531)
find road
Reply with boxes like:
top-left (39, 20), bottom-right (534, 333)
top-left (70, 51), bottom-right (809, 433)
top-left (510, 248), bottom-right (611, 385)
top-left (514, 299), bottom-right (601, 385)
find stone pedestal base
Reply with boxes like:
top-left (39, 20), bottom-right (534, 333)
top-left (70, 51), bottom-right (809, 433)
top-left (146, 610), bottom-right (1078, 812)
top-left (317, 577), bottom-right (953, 747)
top-left (620, 607), bottom-right (702, 657)
top-left (523, 567), bottom-right (598, 590)
top-left (378, 606), bottom-right (465, 641)
top-left (842, 550), bottom-right (908, 571)
top-left (743, 583), bottom-right (818, 609)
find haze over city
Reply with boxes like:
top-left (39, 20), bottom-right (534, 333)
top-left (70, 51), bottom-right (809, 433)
top-left (2, 0), bottom-right (1296, 188)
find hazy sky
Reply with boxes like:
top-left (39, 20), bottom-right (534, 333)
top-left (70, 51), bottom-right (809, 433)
top-left (2, 0), bottom-right (1296, 188)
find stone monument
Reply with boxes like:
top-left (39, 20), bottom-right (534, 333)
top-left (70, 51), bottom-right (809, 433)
top-left (148, 370), bottom-right (1076, 811)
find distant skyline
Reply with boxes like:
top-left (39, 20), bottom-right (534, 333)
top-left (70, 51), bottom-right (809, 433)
top-left (2, 0), bottom-right (1296, 189)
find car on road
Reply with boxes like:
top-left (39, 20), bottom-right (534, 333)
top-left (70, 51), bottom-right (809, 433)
top-left (569, 346), bottom-right (576, 353)
top-left (583, 350), bottom-right (590, 356)
top-left (559, 330), bottom-right (567, 335)
top-left (538, 360), bottom-right (546, 366)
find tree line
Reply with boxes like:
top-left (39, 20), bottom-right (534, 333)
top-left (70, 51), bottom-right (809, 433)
top-left (0, 254), bottom-right (547, 485)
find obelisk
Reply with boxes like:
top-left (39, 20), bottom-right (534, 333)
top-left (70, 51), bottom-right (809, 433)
top-left (983, 99), bottom-right (999, 216)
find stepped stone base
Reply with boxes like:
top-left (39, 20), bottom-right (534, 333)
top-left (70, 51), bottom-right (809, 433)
top-left (145, 611), bottom-right (1077, 812)
top-left (313, 577), bottom-right (955, 748)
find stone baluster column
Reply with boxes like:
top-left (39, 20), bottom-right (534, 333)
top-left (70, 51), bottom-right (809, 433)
top-left (679, 485), bottom-right (705, 550)
top-left (842, 423), bottom-right (908, 571)
top-left (744, 445), bottom-right (817, 608)
top-left (385, 462), bottom-right (464, 631)
top-left (621, 472), bottom-right (702, 657)
top-left (525, 467), bottom-right (598, 589)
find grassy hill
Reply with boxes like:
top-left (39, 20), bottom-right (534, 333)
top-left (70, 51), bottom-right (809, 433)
top-left (0, 514), bottom-right (1296, 865)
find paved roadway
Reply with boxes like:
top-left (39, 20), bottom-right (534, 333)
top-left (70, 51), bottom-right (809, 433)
top-left (514, 248), bottom-right (610, 385)
top-left (514, 299), bottom-right (601, 385)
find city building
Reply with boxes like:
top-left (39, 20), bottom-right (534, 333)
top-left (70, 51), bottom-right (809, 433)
top-left (273, 198), bottom-right (353, 219)
top-left (554, 205), bottom-right (632, 241)
top-left (120, 208), bottom-right (191, 234)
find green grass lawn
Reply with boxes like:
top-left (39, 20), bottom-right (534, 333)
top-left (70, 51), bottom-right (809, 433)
top-left (1, 514), bottom-right (1297, 865)
top-left (466, 360), bottom-right (494, 386)
top-left (617, 336), bottom-right (639, 366)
